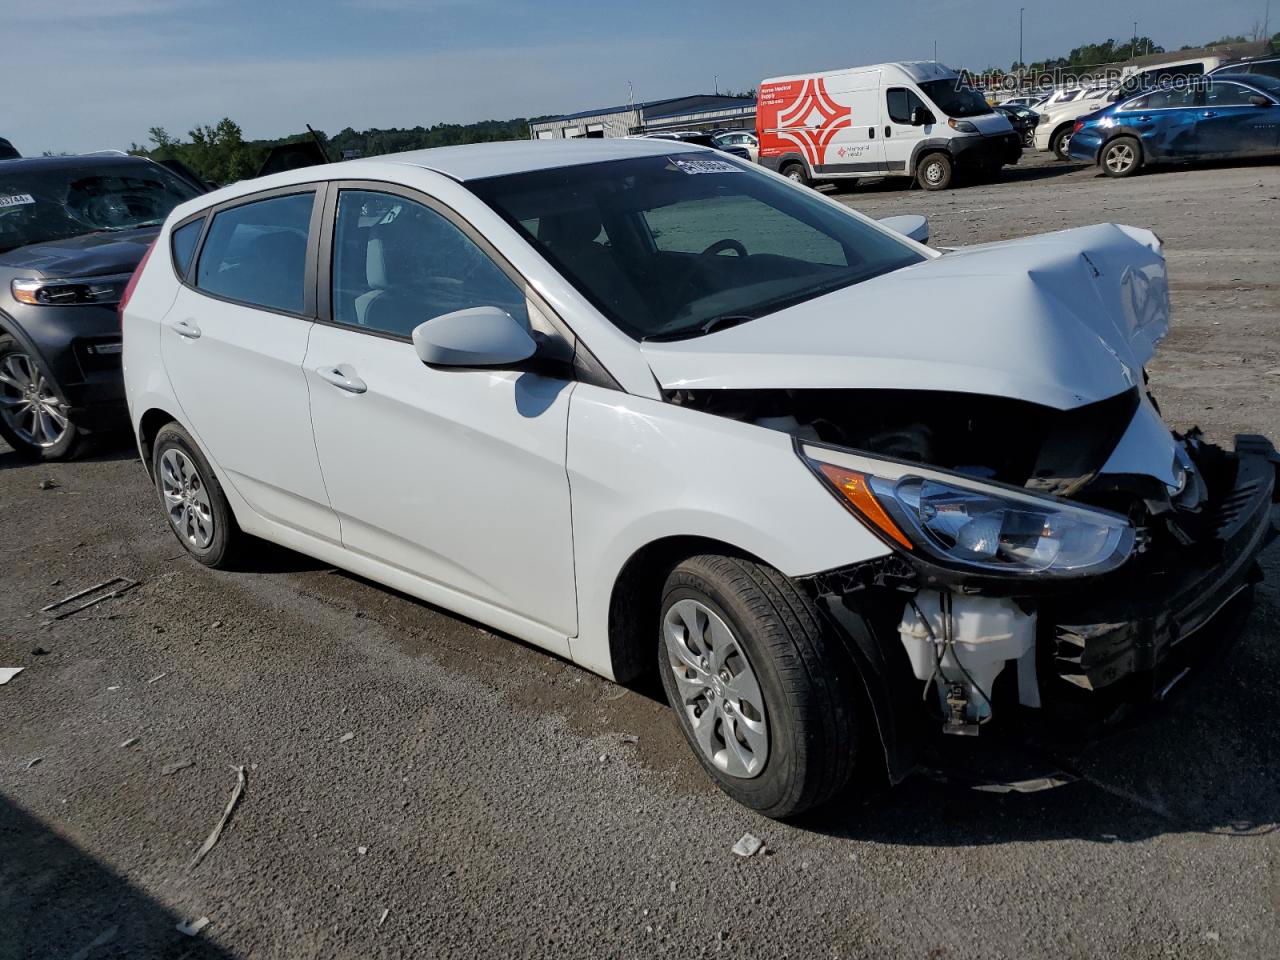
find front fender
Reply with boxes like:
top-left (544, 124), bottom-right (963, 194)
top-left (566, 385), bottom-right (890, 677)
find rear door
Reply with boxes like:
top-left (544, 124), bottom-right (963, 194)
top-left (1197, 80), bottom-right (1279, 156)
top-left (304, 183), bottom-right (578, 647)
top-left (161, 186), bottom-right (339, 541)
top-left (1114, 87), bottom-right (1199, 160)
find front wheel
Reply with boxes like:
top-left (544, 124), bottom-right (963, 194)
top-left (658, 554), bottom-right (861, 819)
top-left (1050, 125), bottom-right (1074, 161)
top-left (0, 335), bottom-right (85, 461)
top-left (1101, 136), bottom-right (1142, 177)
top-left (917, 152), bottom-right (953, 190)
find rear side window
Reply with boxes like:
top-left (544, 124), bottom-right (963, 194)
top-left (1205, 82), bottom-right (1258, 107)
top-left (196, 192), bottom-right (314, 314)
top-left (170, 217), bottom-right (203, 278)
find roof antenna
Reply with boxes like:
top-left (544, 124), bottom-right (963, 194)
top-left (305, 124), bottom-right (332, 163)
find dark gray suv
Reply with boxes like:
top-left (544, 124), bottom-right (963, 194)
top-left (0, 154), bottom-right (203, 459)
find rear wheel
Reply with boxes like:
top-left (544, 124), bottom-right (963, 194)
top-left (1101, 136), bottom-right (1142, 177)
top-left (152, 422), bottom-right (243, 568)
top-left (0, 335), bottom-right (85, 461)
top-left (658, 554), bottom-right (861, 819)
top-left (917, 152), bottom-right (953, 190)
top-left (780, 162), bottom-right (811, 187)
top-left (1050, 124), bottom-right (1074, 161)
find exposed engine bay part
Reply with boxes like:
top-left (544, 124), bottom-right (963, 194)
top-left (899, 591), bottom-right (1038, 734)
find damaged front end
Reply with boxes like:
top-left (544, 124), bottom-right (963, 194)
top-left (646, 224), bottom-right (1279, 780)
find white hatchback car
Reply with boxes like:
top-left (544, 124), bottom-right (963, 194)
top-left (123, 139), bottom-right (1277, 818)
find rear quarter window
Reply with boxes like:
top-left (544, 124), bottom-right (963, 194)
top-left (170, 217), bottom-right (203, 278)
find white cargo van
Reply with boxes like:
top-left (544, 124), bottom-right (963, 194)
top-left (756, 61), bottom-right (1021, 190)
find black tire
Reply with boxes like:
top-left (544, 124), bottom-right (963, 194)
top-left (780, 162), bottom-right (811, 188)
top-left (151, 422), bottom-right (243, 568)
top-left (657, 554), bottom-right (861, 819)
top-left (1050, 124), bottom-right (1074, 161)
top-left (0, 334), bottom-right (87, 461)
top-left (1100, 136), bottom-right (1143, 178)
top-left (917, 151), bottom-right (953, 191)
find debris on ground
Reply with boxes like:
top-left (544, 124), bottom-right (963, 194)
top-left (378, 908), bottom-right (390, 926)
top-left (32, 646), bottom-right (49, 656)
top-left (620, 734), bottom-right (639, 745)
top-left (41, 577), bottom-right (140, 621)
top-left (67, 926), bottom-right (118, 960)
top-left (38, 478), bottom-right (58, 490)
top-left (357, 845), bottom-right (368, 855)
top-left (162, 760), bottom-right (194, 776)
top-left (176, 917), bottom-right (210, 937)
top-left (148, 672), bottom-right (167, 684)
top-left (119, 737), bottom-right (138, 748)
top-left (189, 765), bottom-right (247, 870)
top-left (731, 833), bottom-right (764, 858)
top-left (0, 667), bottom-right (23, 685)
top-left (25, 757), bottom-right (42, 769)
top-left (337, 732), bottom-right (354, 744)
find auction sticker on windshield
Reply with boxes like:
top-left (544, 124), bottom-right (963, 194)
top-left (670, 158), bottom-right (742, 175)
top-left (0, 194), bottom-right (35, 207)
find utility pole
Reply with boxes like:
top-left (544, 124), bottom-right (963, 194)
top-left (933, 40), bottom-right (937, 62)
top-left (714, 74), bottom-right (719, 95)
top-left (1019, 7), bottom-right (1025, 73)
top-left (1132, 21), bottom-right (1138, 62)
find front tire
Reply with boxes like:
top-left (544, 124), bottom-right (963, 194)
top-left (152, 422), bottom-right (243, 568)
top-left (917, 152), bottom-right (953, 190)
top-left (1050, 124), bottom-right (1074, 161)
top-left (1101, 136), bottom-right (1142, 177)
top-left (658, 554), bottom-right (860, 819)
top-left (0, 335), bottom-right (85, 461)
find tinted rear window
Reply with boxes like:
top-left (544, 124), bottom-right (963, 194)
top-left (196, 193), bottom-right (313, 314)
top-left (171, 217), bottom-right (203, 277)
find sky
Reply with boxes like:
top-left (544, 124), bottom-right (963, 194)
top-left (6, 0), bottom-right (1273, 154)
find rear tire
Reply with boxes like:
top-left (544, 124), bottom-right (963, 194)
top-left (1050, 124), bottom-right (1074, 161)
top-left (0, 335), bottom-right (86, 461)
top-left (917, 152), bottom-right (953, 191)
top-left (657, 554), bottom-right (861, 819)
top-left (780, 162), bottom-right (811, 187)
top-left (1101, 136), bottom-right (1142, 178)
top-left (151, 422), bottom-right (243, 569)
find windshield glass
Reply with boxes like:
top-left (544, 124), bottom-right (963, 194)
top-left (918, 79), bottom-right (994, 117)
top-left (0, 160), bottom-right (200, 254)
top-left (468, 152), bottom-right (925, 340)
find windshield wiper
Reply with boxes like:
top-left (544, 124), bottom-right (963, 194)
top-left (642, 314), bottom-right (755, 343)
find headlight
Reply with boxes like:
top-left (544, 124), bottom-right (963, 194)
top-left (11, 274), bottom-right (133, 306)
top-left (802, 444), bottom-right (1134, 578)
top-left (948, 118), bottom-right (979, 133)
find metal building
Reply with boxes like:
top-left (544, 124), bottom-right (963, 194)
top-left (528, 94), bottom-right (756, 140)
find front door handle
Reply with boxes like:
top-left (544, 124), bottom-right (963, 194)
top-left (171, 318), bottom-right (201, 339)
top-left (1135, 115), bottom-right (1151, 122)
top-left (316, 366), bottom-right (367, 394)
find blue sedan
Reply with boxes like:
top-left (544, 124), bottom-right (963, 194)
top-left (1068, 74), bottom-right (1280, 176)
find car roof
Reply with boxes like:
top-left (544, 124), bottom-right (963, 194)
top-left (335, 137), bottom-right (698, 182)
top-left (0, 152), bottom-right (158, 171)
top-left (1212, 72), bottom-right (1280, 92)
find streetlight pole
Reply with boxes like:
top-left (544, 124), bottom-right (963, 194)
top-left (1019, 7), bottom-right (1025, 74)
top-left (1132, 21), bottom-right (1138, 62)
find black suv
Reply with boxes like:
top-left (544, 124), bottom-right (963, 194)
top-left (0, 154), bottom-right (204, 459)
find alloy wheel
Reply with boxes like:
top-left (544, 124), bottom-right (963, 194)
top-left (0, 351), bottom-right (70, 448)
top-left (1106, 143), bottom-right (1135, 174)
top-left (664, 598), bottom-right (769, 778)
top-left (160, 447), bottom-right (216, 550)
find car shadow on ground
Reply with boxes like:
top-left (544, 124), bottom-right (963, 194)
top-left (824, 160), bottom-right (1083, 196)
top-left (0, 795), bottom-right (239, 959)
top-left (0, 436), bottom-right (139, 471)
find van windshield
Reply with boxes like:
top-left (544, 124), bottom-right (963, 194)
top-left (468, 152), bottom-right (924, 341)
top-left (918, 79), bottom-right (994, 118)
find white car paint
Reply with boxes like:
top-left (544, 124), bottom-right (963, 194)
top-left (120, 139), bottom-right (1183, 692)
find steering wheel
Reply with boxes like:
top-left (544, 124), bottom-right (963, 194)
top-left (668, 238), bottom-right (749, 309)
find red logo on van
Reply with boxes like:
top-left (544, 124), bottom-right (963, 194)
top-left (757, 78), bottom-right (852, 166)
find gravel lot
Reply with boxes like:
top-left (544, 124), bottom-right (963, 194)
top-left (2, 153), bottom-right (1278, 960)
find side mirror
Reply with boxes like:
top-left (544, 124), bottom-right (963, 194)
top-left (910, 106), bottom-right (934, 126)
top-left (877, 214), bottom-right (930, 245)
top-left (411, 306), bottom-right (536, 368)
top-left (1249, 94), bottom-right (1273, 107)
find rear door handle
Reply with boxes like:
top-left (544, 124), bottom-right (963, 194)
top-left (1202, 110), bottom-right (1219, 118)
top-left (1135, 115), bottom-right (1151, 122)
top-left (316, 366), bottom-right (367, 394)
top-left (171, 318), bottom-right (201, 339)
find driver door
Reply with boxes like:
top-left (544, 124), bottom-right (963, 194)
top-left (304, 184), bottom-right (578, 649)
top-left (883, 87), bottom-right (932, 175)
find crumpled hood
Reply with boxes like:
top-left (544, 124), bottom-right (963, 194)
top-left (641, 223), bottom-right (1169, 412)
top-left (0, 225), bottom-right (159, 277)
top-left (966, 111), bottom-right (1016, 136)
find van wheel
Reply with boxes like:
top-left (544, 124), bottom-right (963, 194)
top-left (1101, 136), bottom-right (1142, 177)
top-left (658, 554), bottom-right (860, 819)
top-left (151, 422), bottom-right (244, 568)
top-left (0, 335), bottom-right (87, 461)
top-left (780, 162), bottom-right (811, 187)
top-left (1050, 125), bottom-right (1074, 161)
top-left (917, 152), bottom-right (953, 190)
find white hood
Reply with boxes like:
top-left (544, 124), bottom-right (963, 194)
top-left (641, 223), bottom-right (1169, 412)
top-left (968, 111), bottom-right (1016, 136)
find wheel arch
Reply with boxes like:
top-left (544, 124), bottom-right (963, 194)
top-left (908, 138), bottom-right (956, 174)
top-left (137, 406), bottom-right (180, 479)
top-left (0, 311), bottom-right (49, 372)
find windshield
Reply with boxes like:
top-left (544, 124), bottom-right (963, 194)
top-left (917, 79), bottom-right (993, 118)
top-left (468, 153), bottom-right (925, 340)
top-left (0, 161), bottom-right (200, 254)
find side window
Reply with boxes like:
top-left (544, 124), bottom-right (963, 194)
top-left (196, 192), bottom-right (314, 314)
top-left (1205, 82), bottom-right (1256, 107)
top-left (887, 88), bottom-right (927, 124)
top-left (171, 217), bottom-right (204, 278)
top-left (331, 189), bottom-right (528, 337)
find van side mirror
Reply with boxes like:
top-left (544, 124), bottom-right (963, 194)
top-left (412, 306), bottom-right (536, 368)
top-left (877, 214), bottom-right (930, 245)
top-left (910, 106), bottom-right (934, 126)
top-left (1249, 94), bottom-right (1273, 107)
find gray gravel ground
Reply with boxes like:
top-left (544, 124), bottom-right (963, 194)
top-left (2, 152), bottom-right (1278, 959)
